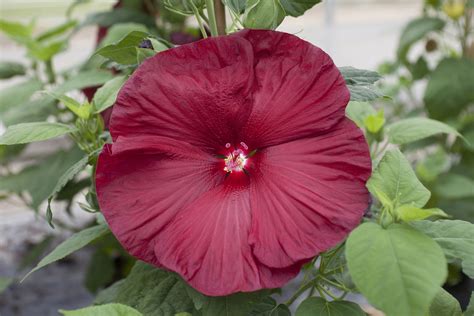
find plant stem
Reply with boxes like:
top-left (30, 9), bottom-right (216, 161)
top-left (214, 0), bottom-right (226, 35)
top-left (205, 0), bottom-right (219, 36)
top-left (191, 1), bottom-right (208, 38)
top-left (45, 59), bottom-right (56, 84)
top-left (285, 278), bottom-right (317, 306)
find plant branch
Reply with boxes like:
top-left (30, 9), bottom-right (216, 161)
top-left (205, 0), bottom-right (219, 36)
top-left (214, 0), bottom-right (226, 35)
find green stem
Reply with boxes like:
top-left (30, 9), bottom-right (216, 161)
top-left (205, 0), bottom-right (219, 36)
top-left (45, 59), bottom-right (56, 84)
top-left (318, 284), bottom-right (339, 300)
top-left (191, 1), bottom-right (208, 38)
top-left (285, 278), bottom-right (317, 306)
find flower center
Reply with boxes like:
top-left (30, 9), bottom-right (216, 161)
top-left (222, 142), bottom-right (254, 173)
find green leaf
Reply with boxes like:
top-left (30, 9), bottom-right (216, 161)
top-left (93, 76), bottom-right (128, 113)
top-left (0, 147), bottom-right (83, 209)
top-left (435, 174), bottom-right (474, 199)
top-left (95, 261), bottom-right (195, 316)
top-left (27, 40), bottom-right (66, 61)
top-left (411, 220), bottom-right (474, 278)
top-left (410, 56), bottom-right (430, 80)
top-left (0, 61), bottom-right (26, 79)
top-left (22, 224), bottom-right (110, 281)
top-left (367, 148), bottom-right (431, 208)
top-left (339, 67), bottom-right (383, 102)
top-left (2, 97), bottom-right (56, 126)
top-left (416, 147), bottom-right (449, 182)
top-left (397, 17), bottom-right (445, 60)
top-left (85, 249), bottom-right (115, 293)
top-left (227, 0), bottom-right (247, 14)
top-left (363, 109), bottom-right (385, 134)
top-left (47, 92), bottom-right (91, 119)
top-left (0, 122), bottom-right (76, 145)
top-left (243, 0), bottom-right (286, 30)
top-left (36, 20), bottom-right (77, 42)
top-left (345, 101), bottom-right (377, 129)
top-left (346, 222), bottom-right (447, 316)
top-left (427, 288), bottom-right (462, 316)
top-left (82, 8), bottom-right (156, 28)
top-left (95, 31), bottom-right (150, 65)
top-left (99, 23), bottom-right (149, 47)
top-left (424, 58), bottom-right (474, 120)
top-left (201, 291), bottom-right (271, 316)
top-left (466, 293), bottom-right (474, 316)
top-left (386, 118), bottom-right (462, 145)
top-left (55, 70), bottom-right (114, 94)
top-left (396, 205), bottom-right (448, 222)
top-left (0, 78), bottom-right (42, 115)
top-left (249, 297), bottom-right (291, 316)
top-left (45, 155), bottom-right (89, 226)
top-left (0, 19), bottom-right (33, 44)
top-left (60, 304), bottom-right (143, 316)
top-left (279, 0), bottom-right (322, 17)
top-left (295, 297), bottom-right (365, 316)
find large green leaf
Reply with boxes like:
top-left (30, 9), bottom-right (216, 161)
top-left (411, 220), bottom-right (474, 278)
top-left (427, 288), bottom-right (462, 316)
top-left (0, 78), bottom-right (42, 114)
top-left (346, 222), bottom-right (447, 316)
top-left (339, 67), bottom-right (382, 102)
top-left (0, 122), bottom-right (76, 145)
top-left (243, 0), bottom-right (286, 30)
top-left (0, 61), bottom-right (26, 79)
top-left (60, 303), bottom-right (142, 316)
top-left (386, 118), bottom-right (461, 145)
top-left (367, 148), bottom-right (431, 208)
top-left (201, 291), bottom-right (271, 316)
top-left (295, 297), bottom-right (365, 316)
top-left (424, 58), bottom-right (474, 120)
top-left (279, 0), bottom-right (321, 17)
top-left (96, 261), bottom-right (195, 316)
top-left (93, 76), bottom-right (128, 113)
top-left (397, 17), bottom-right (445, 60)
top-left (227, 0), bottom-right (246, 14)
top-left (248, 297), bottom-right (290, 316)
top-left (1, 97), bottom-right (56, 126)
top-left (22, 224), bottom-right (110, 281)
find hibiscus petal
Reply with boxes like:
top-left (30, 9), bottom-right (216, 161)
top-left (110, 36), bottom-right (255, 152)
top-left (247, 118), bottom-right (371, 268)
top-left (154, 181), bottom-right (304, 296)
top-left (95, 137), bottom-right (223, 265)
top-left (234, 29), bottom-right (350, 148)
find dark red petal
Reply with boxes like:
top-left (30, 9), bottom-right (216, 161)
top-left (95, 137), bottom-right (223, 265)
top-left (233, 29), bottom-right (350, 148)
top-left (154, 182), bottom-right (304, 296)
top-left (110, 35), bottom-right (255, 152)
top-left (247, 118), bottom-right (371, 268)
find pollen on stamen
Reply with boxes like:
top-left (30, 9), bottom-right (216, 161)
top-left (223, 142), bottom-right (249, 173)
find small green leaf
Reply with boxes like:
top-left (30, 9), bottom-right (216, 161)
top-left (295, 297), bottom-right (365, 316)
top-left (416, 147), bottom-right (449, 182)
top-left (227, 0), bottom-right (247, 14)
top-left (411, 220), bottom-right (474, 278)
top-left (345, 101), bottom-right (376, 129)
top-left (396, 204), bottom-right (449, 222)
top-left (339, 67), bottom-right (383, 102)
top-left (0, 19), bottom-right (33, 44)
top-left (0, 61), bottom-right (26, 79)
top-left (60, 303), bottom-right (143, 316)
top-left (410, 56), bottom-right (430, 80)
top-left (0, 122), bottom-right (76, 145)
top-left (47, 92), bottom-right (91, 119)
top-left (55, 70), bottom-right (114, 94)
top-left (424, 58), bottom-right (474, 120)
top-left (244, 0), bottom-right (286, 30)
top-left (93, 76), bottom-right (128, 113)
top-left (36, 20), bottom-right (77, 42)
top-left (427, 288), bottom-right (462, 316)
top-left (98, 23), bottom-right (149, 47)
top-left (95, 31), bottom-right (150, 65)
top-left (397, 17), bottom-right (445, 60)
top-left (27, 40), bottom-right (66, 61)
top-left (82, 7), bottom-right (156, 28)
top-left (201, 291), bottom-right (272, 316)
top-left (249, 297), bottom-right (290, 316)
top-left (367, 148), bottom-right (431, 208)
top-left (279, 0), bottom-right (322, 17)
top-left (386, 118), bottom-right (462, 145)
top-left (346, 222), bottom-right (447, 316)
top-left (363, 109), bottom-right (385, 133)
top-left (22, 224), bottom-right (110, 281)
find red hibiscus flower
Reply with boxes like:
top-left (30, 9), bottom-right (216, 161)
top-left (95, 29), bottom-right (371, 296)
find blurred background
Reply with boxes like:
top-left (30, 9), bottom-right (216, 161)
top-left (2, 0), bottom-right (471, 315)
